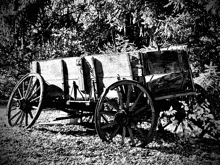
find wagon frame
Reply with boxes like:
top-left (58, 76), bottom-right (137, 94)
top-left (7, 45), bottom-right (215, 147)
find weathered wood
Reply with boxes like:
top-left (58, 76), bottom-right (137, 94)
top-left (85, 53), bottom-right (134, 97)
top-left (29, 45), bottom-right (192, 101)
top-left (30, 52), bottom-right (135, 99)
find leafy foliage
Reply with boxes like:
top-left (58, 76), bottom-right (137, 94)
top-left (1, 0), bottom-right (220, 70)
top-left (194, 62), bottom-right (220, 119)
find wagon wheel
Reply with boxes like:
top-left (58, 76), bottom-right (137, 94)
top-left (95, 80), bottom-right (158, 147)
top-left (158, 84), bottom-right (216, 138)
top-left (7, 73), bottom-right (44, 128)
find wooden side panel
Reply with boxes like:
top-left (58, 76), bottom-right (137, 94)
top-left (62, 57), bottom-right (80, 81)
top-left (85, 53), bottom-right (134, 96)
top-left (36, 59), bottom-right (63, 85)
top-left (93, 53), bottom-right (133, 81)
top-left (30, 57), bottom-right (88, 99)
top-left (63, 57), bottom-right (87, 99)
top-left (30, 52), bottom-right (134, 99)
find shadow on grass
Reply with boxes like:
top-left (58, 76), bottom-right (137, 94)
top-left (33, 126), bottom-right (96, 136)
top-left (149, 130), bottom-right (220, 158)
top-left (32, 122), bottom-right (220, 158)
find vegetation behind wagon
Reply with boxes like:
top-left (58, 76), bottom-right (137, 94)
top-left (0, 0), bottom-right (220, 136)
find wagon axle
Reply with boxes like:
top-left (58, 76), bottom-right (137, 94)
top-left (17, 99), bottom-right (32, 113)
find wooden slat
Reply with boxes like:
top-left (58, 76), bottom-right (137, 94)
top-left (30, 52), bottom-right (135, 99)
top-left (86, 53), bottom-right (133, 88)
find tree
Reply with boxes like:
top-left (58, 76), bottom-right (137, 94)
top-left (1, 0), bottom-right (220, 100)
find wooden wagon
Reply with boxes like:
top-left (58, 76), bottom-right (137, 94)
top-left (7, 45), bottom-right (214, 147)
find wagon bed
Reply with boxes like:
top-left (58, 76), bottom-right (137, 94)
top-left (30, 45), bottom-right (194, 102)
top-left (7, 45), bottom-right (216, 147)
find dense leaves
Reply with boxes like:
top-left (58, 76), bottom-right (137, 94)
top-left (0, 0), bottom-right (220, 70)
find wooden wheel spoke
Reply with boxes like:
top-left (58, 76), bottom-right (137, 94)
top-left (25, 112), bottom-right (29, 126)
top-left (100, 110), bottom-right (116, 116)
top-left (13, 97), bottom-right (19, 101)
top-left (130, 92), bottom-right (143, 111)
top-left (10, 107), bottom-right (18, 111)
top-left (121, 126), bottom-right (126, 144)
top-left (22, 82), bottom-right (25, 97)
top-left (109, 126), bottom-right (120, 140)
top-left (17, 88), bottom-right (23, 99)
top-left (25, 79), bottom-right (38, 99)
top-left (9, 110), bottom-right (22, 121)
top-left (31, 106), bottom-right (38, 110)
top-left (119, 85), bottom-right (126, 101)
top-left (19, 112), bottom-right (25, 126)
top-left (116, 88), bottom-right (124, 109)
top-left (127, 126), bottom-right (135, 146)
top-left (101, 121), bottom-right (117, 129)
top-left (134, 124), bottom-right (146, 138)
top-left (105, 97), bottom-right (119, 111)
top-left (100, 113), bottom-right (109, 123)
top-left (133, 104), bottom-right (149, 115)
top-left (126, 85), bottom-right (132, 109)
top-left (25, 77), bottom-right (33, 98)
top-left (13, 111), bottom-right (23, 126)
top-left (27, 86), bottom-right (40, 101)
top-left (28, 111), bottom-right (34, 119)
top-left (29, 96), bottom-right (40, 103)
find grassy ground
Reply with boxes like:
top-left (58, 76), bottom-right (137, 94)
top-left (0, 105), bottom-right (220, 165)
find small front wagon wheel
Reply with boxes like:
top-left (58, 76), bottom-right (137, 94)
top-left (7, 73), bottom-right (44, 128)
top-left (94, 80), bottom-right (158, 147)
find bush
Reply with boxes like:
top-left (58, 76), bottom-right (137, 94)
top-left (194, 62), bottom-right (220, 119)
top-left (193, 62), bottom-right (220, 139)
top-left (0, 74), bottom-right (17, 103)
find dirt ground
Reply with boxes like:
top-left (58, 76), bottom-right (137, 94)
top-left (0, 105), bottom-right (220, 165)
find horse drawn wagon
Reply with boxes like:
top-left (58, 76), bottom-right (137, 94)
top-left (7, 45), bottom-right (214, 147)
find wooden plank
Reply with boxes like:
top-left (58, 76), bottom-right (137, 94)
top-left (86, 52), bottom-right (133, 88)
top-left (30, 52), bottom-right (135, 99)
top-left (30, 57), bottom-right (89, 100)
top-left (62, 57), bottom-right (80, 80)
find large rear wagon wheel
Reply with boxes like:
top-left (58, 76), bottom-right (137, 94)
top-left (95, 80), bottom-right (158, 147)
top-left (7, 73), bottom-right (44, 128)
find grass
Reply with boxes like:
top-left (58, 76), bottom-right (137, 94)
top-left (0, 106), bottom-right (220, 165)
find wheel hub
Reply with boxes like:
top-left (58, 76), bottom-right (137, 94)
top-left (18, 99), bottom-right (30, 112)
top-left (114, 110), bottom-right (128, 125)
